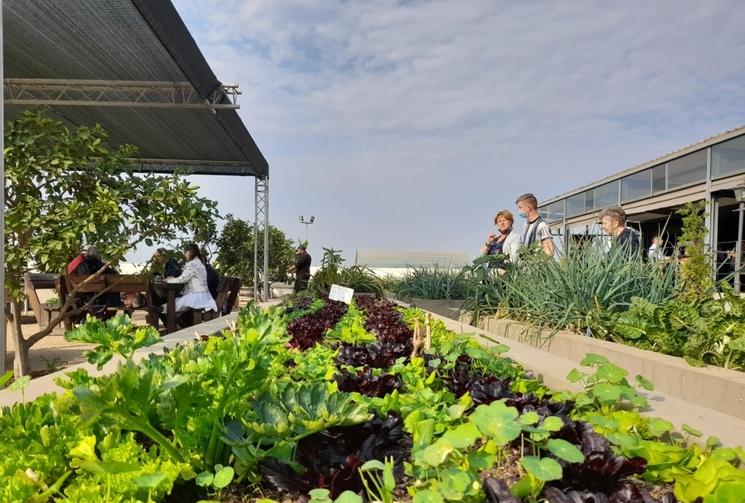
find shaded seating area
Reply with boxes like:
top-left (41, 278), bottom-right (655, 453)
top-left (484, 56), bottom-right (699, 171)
top-left (24, 273), bottom-right (242, 335)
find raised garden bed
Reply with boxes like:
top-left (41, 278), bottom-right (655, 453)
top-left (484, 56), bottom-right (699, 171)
top-left (463, 314), bottom-right (745, 422)
top-left (1, 296), bottom-right (743, 502)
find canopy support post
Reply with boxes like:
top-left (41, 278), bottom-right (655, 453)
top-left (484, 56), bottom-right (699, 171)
top-left (253, 177), bottom-right (269, 301)
top-left (0, 4), bottom-right (6, 375)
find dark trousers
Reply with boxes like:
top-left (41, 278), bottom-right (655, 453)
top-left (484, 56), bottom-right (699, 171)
top-left (294, 277), bottom-right (309, 292)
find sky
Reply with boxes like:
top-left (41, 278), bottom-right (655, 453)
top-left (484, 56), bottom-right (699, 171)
top-left (163, 0), bottom-right (745, 264)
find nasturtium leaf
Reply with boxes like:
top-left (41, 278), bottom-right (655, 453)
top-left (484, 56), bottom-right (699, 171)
top-left (706, 436), bottom-right (722, 449)
top-left (470, 401), bottom-right (521, 445)
top-left (510, 476), bottom-right (534, 498)
top-left (727, 337), bottom-right (745, 352)
top-left (647, 418), bottom-right (674, 437)
top-left (566, 368), bottom-right (584, 383)
top-left (591, 383), bottom-right (622, 402)
top-left (521, 456), bottom-right (562, 481)
top-left (443, 422), bottom-right (481, 449)
top-left (133, 472), bottom-right (168, 489)
top-left (196, 471), bottom-right (214, 487)
top-left (413, 489), bottom-right (445, 503)
top-left (635, 374), bottom-right (655, 391)
top-left (711, 448), bottom-right (738, 462)
top-left (542, 416), bottom-right (564, 432)
top-left (213, 465), bottom-right (234, 489)
top-left (546, 439), bottom-right (585, 463)
top-left (335, 491), bottom-right (363, 503)
top-left (596, 363), bottom-right (628, 384)
top-left (421, 439), bottom-right (455, 467)
top-left (580, 353), bottom-right (609, 366)
top-left (519, 411), bottom-right (540, 425)
top-left (309, 488), bottom-right (333, 503)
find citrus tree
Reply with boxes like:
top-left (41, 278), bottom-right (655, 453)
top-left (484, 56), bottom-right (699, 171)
top-left (4, 109), bottom-right (219, 376)
top-left (214, 214), bottom-right (296, 286)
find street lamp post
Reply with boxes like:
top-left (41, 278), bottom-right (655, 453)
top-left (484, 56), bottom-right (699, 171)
top-left (734, 182), bottom-right (745, 293)
top-left (299, 215), bottom-right (315, 244)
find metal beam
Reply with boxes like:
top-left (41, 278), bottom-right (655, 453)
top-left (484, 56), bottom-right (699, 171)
top-left (4, 78), bottom-right (240, 111)
top-left (0, 3), bottom-right (5, 375)
top-left (253, 177), bottom-right (269, 301)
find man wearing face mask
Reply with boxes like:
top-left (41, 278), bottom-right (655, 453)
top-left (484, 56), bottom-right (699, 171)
top-left (515, 193), bottom-right (554, 257)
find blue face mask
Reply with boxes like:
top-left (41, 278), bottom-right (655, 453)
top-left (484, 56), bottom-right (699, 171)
top-left (518, 211), bottom-right (528, 219)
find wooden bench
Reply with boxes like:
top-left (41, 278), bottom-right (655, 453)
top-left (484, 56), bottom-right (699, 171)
top-left (23, 273), bottom-right (63, 329)
top-left (62, 274), bottom-right (157, 327)
top-left (190, 276), bottom-right (242, 325)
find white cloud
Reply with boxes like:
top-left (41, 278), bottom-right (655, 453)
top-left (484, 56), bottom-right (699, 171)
top-left (168, 0), bottom-right (745, 262)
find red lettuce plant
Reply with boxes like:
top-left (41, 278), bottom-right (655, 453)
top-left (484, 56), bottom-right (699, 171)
top-left (335, 367), bottom-right (401, 397)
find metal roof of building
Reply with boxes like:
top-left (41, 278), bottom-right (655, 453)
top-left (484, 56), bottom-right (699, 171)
top-left (3, 0), bottom-right (268, 177)
top-left (541, 124), bottom-right (745, 206)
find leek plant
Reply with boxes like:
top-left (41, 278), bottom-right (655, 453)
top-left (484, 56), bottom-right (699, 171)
top-left (394, 265), bottom-right (470, 300)
top-left (463, 241), bottom-right (678, 340)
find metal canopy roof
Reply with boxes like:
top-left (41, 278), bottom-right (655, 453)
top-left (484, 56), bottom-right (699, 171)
top-left (3, 0), bottom-right (268, 177)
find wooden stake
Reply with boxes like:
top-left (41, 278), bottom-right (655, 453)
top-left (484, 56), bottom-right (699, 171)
top-left (424, 314), bottom-right (432, 352)
top-left (412, 318), bottom-right (421, 357)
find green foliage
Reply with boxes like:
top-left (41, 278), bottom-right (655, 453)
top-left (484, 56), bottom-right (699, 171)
top-left (360, 458), bottom-right (397, 503)
top-left (463, 242), bottom-right (677, 333)
top-left (326, 302), bottom-right (377, 344)
top-left (590, 285), bottom-right (745, 369)
top-left (64, 315), bottom-right (160, 369)
top-left (4, 109), bottom-right (218, 301)
top-left (311, 248), bottom-right (385, 297)
top-left (568, 354), bottom-right (652, 413)
top-left (394, 265), bottom-right (470, 300)
top-left (224, 381), bottom-right (371, 476)
top-left (677, 201), bottom-right (715, 301)
top-left (214, 213), bottom-right (296, 285)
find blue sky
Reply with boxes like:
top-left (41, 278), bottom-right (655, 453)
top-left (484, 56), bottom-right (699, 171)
top-left (166, 0), bottom-right (745, 264)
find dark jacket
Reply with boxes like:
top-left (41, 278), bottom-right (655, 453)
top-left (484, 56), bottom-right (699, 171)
top-left (617, 228), bottom-right (641, 257)
top-left (295, 252), bottom-right (312, 280)
top-left (164, 258), bottom-right (182, 279)
top-left (205, 263), bottom-right (220, 299)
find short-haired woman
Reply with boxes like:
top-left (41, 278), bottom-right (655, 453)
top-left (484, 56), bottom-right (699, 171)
top-left (481, 210), bottom-right (522, 264)
top-left (164, 243), bottom-right (218, 317)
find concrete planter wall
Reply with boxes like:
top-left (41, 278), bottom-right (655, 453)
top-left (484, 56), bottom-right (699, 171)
top-left (396, 298), bottom-right (464, 320)
top-left (463, 314), bottom-right (745, 422)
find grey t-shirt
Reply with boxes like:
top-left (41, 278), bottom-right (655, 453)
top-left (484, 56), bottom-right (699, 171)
top-left (522, 218), bottom-right (552, 246)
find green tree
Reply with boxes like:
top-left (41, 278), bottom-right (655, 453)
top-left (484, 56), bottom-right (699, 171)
top-left (4, 110), bottom-right (218, 376)
top-left (677, 200), bottom-right (715, 301)
top-left (214, 214), bottom-right (296, 286)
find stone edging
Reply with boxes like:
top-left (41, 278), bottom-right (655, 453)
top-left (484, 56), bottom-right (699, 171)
top-left (463, 315), bottom-right (745, 422)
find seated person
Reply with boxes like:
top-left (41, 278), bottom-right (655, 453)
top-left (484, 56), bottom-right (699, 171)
top-left (153, 248), bottom-right (182, 278)
top-left (72, 246), bottom-right (122, 315)
top-left (163, 243), bottom-right (218, 327)
top-left (202, 249), bottom-right (221, 300)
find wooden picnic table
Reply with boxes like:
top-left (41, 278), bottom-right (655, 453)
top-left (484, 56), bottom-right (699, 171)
top-left (150, 282), bottom-right (184, 334)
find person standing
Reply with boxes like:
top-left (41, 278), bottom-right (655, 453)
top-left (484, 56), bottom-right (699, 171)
top-left (647, 236), bottom-right (664, 261)
top-left (599, 206), bottom-right (640, 257)
top-left (289, 244), bottom-right (312, 292)
top-left (481, 210), bottom-right (522, 265)
top-left (515, 193), bottom-right (554, 257)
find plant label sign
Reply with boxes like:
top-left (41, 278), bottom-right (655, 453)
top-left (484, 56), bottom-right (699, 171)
top-left (329, 284), bottom-right (354, 304)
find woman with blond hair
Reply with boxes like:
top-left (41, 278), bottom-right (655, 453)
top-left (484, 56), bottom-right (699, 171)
top-left (481, 210), bottom-right (522, 264)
